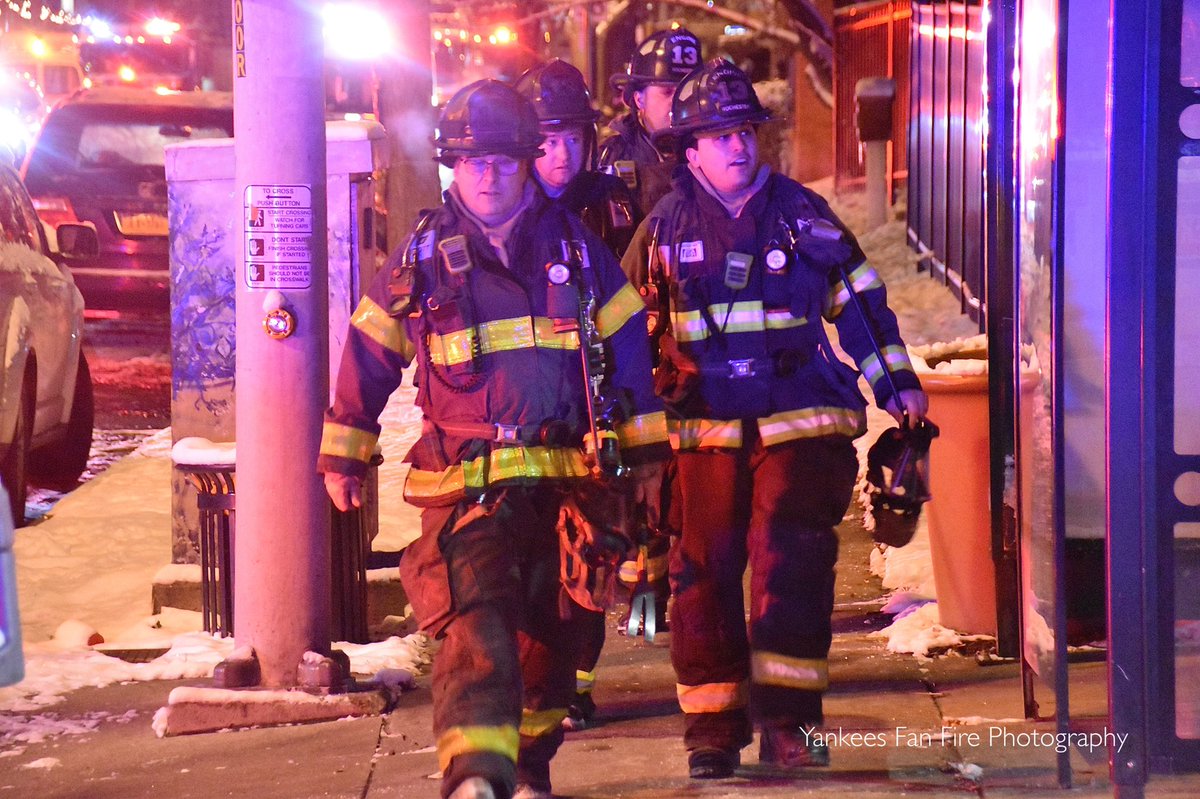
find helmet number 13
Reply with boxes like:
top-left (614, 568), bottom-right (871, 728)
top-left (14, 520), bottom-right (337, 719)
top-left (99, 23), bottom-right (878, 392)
top-left (672, 45), bottom-right (698, 66)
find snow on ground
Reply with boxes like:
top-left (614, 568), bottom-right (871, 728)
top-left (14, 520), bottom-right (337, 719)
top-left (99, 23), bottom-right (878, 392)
top-left (2, 182), bottom-right (985, 740)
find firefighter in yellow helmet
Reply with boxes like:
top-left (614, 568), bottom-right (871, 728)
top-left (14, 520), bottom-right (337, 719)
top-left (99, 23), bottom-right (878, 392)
top-left (319, 80), bottom-right (668, 799)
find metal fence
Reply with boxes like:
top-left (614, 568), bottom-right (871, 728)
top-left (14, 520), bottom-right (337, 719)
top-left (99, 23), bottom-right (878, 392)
top-left (832, 1), bottom-right (912, 195)
top-left (906, 0), bottom-right (987, 318)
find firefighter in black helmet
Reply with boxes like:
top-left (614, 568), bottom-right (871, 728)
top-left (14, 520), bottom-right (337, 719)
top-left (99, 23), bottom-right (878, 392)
top-left (598, 27), bottom-right (701, 216)
top-left (320, 79), bottom-right (669, 799)
top-left (515, 59), bottom-right (641, 258)
top-left (513, 58), bottom-right (648, 735)
top-left (621, 59), bottom-right (928, 779)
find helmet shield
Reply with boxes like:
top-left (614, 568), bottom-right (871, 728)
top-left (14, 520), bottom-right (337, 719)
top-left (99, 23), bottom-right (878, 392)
top-left (434, 79), bottom-right (545, 161)
top-left (863, 419), bottom-right (939, 548)
top-left (668, 58), bottom-right (774, 138)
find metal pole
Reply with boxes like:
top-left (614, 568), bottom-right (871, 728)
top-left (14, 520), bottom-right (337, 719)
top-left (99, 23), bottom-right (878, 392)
top-left (232, 0), bottom-right (330, 688)
top-left (863, 140), bottom-right (889, 229)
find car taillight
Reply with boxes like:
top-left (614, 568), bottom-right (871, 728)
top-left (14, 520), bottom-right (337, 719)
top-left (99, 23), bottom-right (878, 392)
top-left (32, 196), bottom-right (78, 227)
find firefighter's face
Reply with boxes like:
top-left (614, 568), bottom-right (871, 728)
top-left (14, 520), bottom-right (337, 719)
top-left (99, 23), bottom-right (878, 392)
top-left (535, 126), bottom-right (585, 194)
top-left (454, 154), bottom-right (529, 224)
top-left (687, 123), bottom-right (758, 194)
top-left (634, 83), bottom-right (676, 133)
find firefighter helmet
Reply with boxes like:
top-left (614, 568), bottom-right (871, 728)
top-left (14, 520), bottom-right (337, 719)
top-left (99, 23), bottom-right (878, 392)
top-left (434, 79), bottom-right (544, 161)
top-left (668, 58), bottom-right (774, 137)
top-left (514, 59), bottom-right (601, 128)
top-left (863, 419), bottom-right (939, 548)
top-left (611, 27), bottom-right (702, 96)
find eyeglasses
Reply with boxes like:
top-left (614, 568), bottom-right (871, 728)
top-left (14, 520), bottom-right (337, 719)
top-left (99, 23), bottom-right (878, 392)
top-left (458, 156), bottom-right (521, 177)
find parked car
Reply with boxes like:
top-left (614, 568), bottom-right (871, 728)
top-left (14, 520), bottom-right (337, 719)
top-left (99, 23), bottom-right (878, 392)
top-left (20, 87), bottom-right (233, 314)
top-left (0, 160), bottom-right (98, 525)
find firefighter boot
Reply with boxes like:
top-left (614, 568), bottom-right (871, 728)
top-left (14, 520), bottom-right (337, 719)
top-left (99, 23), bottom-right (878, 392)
top-left (448, 776), bottom-right (496, 799)
top-left (758, 724), bottom-right (830, 769)
top-left (687, 747), bottom-right (740, 779)
top-left (562, 690), bottom-right (596, 731)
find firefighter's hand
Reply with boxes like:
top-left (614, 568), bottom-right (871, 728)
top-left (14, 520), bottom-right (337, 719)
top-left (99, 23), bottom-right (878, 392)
top-left (630, 462), bottom-right (666, 529)
top-left (324, 472), bottom-right (363, 512)
top-left (885, 388), bottom-right (929, 427)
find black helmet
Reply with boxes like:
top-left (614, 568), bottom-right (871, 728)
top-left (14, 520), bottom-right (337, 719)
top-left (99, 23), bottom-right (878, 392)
top-left (668, 58), bottom-right (773, 137)
top-left (612, 27), bottom-right (701, 94)
top-left (434, 79), bottom-right (544, 162)
top-left (514, 59), bottom-right (601, 128)
top-left (863, 420), bottom-right (939, 548)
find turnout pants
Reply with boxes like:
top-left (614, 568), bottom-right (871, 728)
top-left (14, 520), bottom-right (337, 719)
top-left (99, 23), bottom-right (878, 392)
top-left (669, 431), bottom-right (858, 752)
top-left (401, 486), bottom-right (577, 799)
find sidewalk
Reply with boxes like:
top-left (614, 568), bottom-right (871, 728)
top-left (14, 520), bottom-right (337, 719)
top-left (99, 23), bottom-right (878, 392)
top-left (3, 507), bottom-right (1195, 799)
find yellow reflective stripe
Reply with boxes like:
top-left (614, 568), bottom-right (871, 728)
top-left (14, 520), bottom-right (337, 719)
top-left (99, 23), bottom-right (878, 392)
top-left (403, 462), bottom-right (468, 504)
top-left (670, 310), bottom-right (710, 342)
top-left (403, 446), bottom-right (591, 502)
top-left (428, 317), bottom-right (580, 366)
top-left (671, 418), bottom-right (744, 450)
top-left (595, 282), bottom-right (643, 338)
top-left (618, 548), bottom-right (669, 584)
top-left (532, 316), bottom-right (579, 350)
top-left (756, 407), bottom-right (864, 446)
top-left (428, 326), bottom-right (477, 367)
top-left (765, 309), bottom-right (807, 329)
top-left (436, 724), bottom-right (519, 772)
top-left (320, 422), bottom-right (378, 463)
top-left (576, 669), bottom-right (596, 693)
top-left (671, 300), bottom-right (766, 342)
top-left (618, 558), bottom-right (639, 583)
top-left (860, 345), bottom-right (916, 391)
top-left (520, 708), bottom-right (569, 738)
top-left (751, 651), bottom-right (829, 691)
top-left (351, 295), bottom-right (413, 359)
top-left (827, 262), bottom-right (883, 317)
top-left (676, 681), bottom-right (748, 714)
top-left (616, 411), bottom-right (668, 448)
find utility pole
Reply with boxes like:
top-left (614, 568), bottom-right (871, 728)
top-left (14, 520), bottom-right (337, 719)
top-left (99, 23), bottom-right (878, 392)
top-left (229, 0), bottom-right (332, 689)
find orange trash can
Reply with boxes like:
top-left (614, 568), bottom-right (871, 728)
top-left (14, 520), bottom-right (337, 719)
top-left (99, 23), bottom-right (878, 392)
top-left (921, 369), bottom-right (997, 636)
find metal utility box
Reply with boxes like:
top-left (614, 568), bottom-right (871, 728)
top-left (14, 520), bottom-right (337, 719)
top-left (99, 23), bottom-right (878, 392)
top-left (165, 121), bottom-right (388, 565)
top-left (855, 76), bottom-right (897, 144)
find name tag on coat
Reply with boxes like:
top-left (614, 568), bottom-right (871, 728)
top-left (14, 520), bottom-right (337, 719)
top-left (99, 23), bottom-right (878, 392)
top-left (417, 230), bottom-right (435, 261)
top-left (680, 240), bottom-right (705, 263)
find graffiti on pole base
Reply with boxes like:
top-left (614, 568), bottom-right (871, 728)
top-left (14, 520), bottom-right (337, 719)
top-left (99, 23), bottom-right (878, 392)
top-left (233, 0), bottom-right (246, 77)
top-left (244, 185), bottom-right (313, 288)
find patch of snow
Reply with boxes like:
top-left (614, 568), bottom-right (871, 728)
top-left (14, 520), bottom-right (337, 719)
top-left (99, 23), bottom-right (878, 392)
top-left (171, 436), bottom-right (236, 466)
top-left (947, 761), bottom-right (983, 781)
top-left (944, 715), bottom-right (1027, 726)
top-left (153, 563), bottom-right (201, 584)
top-left (871, 602), bottom-right (962, 658)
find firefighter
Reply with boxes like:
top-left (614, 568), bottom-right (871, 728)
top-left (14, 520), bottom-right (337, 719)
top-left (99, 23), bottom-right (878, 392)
top-left (513, 57), bottom-right (651, 733)
top-left (319, 80), bottom-right (668, 799)
top-left (514, 58), bottom-right (641, 258)
top-left (599, 27), bottom-right (701, 216)
top-left (620, 60), bottom-right (928, 778)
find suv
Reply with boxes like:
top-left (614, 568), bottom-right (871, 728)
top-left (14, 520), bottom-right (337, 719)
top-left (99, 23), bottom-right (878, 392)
top-left (21, 87), bottom-right (233, 314)
top-left (0, 162), bottom-right (98, 526)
